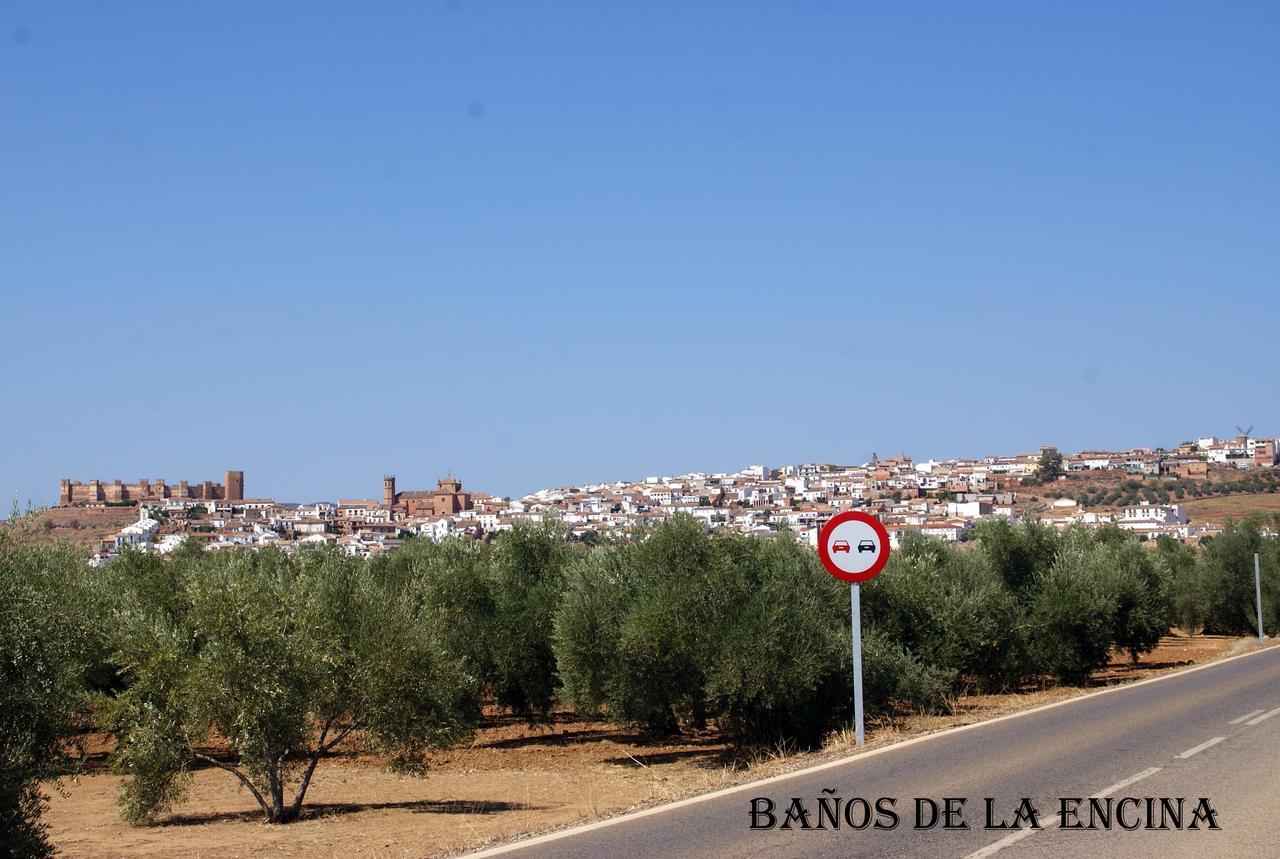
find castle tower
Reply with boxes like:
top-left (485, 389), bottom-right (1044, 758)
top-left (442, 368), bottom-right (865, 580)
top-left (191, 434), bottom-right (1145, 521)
top-left (225, 470), bottom-right (245, 501)
top-left (384, 475), bottom-right (396, 508)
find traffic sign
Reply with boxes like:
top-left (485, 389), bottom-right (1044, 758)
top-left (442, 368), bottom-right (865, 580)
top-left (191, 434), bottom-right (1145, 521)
top-left (816, 509), bottom-right (891, 748)
top-left (818, 510), bottom-right (891, 584)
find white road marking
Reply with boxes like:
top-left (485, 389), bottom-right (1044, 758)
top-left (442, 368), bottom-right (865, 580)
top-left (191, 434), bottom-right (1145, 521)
top-left (1176, 737), bottom-right (1225, 759)
top-left (1230, 709), bottom-right (1265, 724)
top-left (966, 766), bottom-right (1162, 857)
top-left (464, 643), bottom-right (1280, 858)
top-left (964, 820), bottom-right (1058, 859)
top-left (1090, 766), bottom-right (1163, 798)
top-left (1246, 706), bottom-right (1280, 726)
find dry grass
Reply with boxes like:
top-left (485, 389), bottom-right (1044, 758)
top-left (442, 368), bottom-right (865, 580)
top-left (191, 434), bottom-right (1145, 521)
top-left (1181, 492), bottom-right (1280, 525)
top-left (10, 507), bottom-right (138, 549)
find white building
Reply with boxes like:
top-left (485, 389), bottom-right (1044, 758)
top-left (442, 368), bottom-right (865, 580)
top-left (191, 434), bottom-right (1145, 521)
top-left (1119, 503), bottom-right (1188, 526)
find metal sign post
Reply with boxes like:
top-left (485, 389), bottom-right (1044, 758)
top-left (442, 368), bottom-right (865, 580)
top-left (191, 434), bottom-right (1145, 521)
top-left (1256, 553), bottom-right (1265, 642)
top-left (851, 582), bottom-right (864, 746)
top-left (818, 510), bottom-right (891, 748)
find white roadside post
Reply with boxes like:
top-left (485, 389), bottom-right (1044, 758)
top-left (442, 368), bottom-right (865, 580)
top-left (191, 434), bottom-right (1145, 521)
top-left (851, 582), bottom-right (864, 746)
top-left (817, 510), bottom-right (891, 749)
top-left (1256, 553), bottom-right (1265, 642)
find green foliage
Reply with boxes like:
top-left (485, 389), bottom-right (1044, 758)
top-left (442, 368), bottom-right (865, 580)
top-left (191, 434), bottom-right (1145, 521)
top-left (860, 629), bottom-right (954, 716)
top-left (1036, 449), bottom-right (1065, 483)
top-left (370, 536), bottom-right (496, 693)
top-left (972, 519), bottom-right (1061, 595)
top-left (104, 545), bottom-right (478, 825)
top-left (865, 531), bottom-right (1026, 691)
top-left (1027, 538), bottom-right (1123, 683)
top-left (553, 550), bottom-right (631, 713)
top-left (1155, 535), bottom-right (1207, 636)
top-left (1024, 527), bottom-right (1171, 681)
top-left (701, 534), bottom-right (858, 746)
top-left (1104, 539), bottom-right (1171, 662)
top-left (1200, 517), bottom-right (1279, 636)
top-left (486, 522), bottom-right (575, 718)
top-left (603, 515), bottom-right (726, 733)
top-left (0, 521), bottom-right (101, 858)
top-left (553, 517), bottom-right (959, 748)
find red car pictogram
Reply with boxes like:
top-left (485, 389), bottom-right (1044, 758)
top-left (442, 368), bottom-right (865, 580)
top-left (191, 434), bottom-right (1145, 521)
top-left (832, 540), bottom-right (851, 553)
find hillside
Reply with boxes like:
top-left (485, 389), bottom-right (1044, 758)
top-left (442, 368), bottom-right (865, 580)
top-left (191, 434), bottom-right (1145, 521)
top-left (1181, 493), bottom-right (1280, 526)
top-left (7, 507), bottom-right (139, 549)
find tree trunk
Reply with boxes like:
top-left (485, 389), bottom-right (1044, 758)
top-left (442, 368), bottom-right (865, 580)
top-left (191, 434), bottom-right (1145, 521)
top-left (268, 758), bottom-right (286, 823)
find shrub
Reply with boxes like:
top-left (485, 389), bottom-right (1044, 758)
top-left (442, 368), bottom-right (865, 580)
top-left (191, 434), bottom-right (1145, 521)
top-left (860, 629), bottom-right (954, 717)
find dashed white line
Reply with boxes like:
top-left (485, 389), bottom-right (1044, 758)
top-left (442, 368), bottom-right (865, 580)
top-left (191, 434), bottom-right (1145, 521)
top-left (964, 820), bottom-right (1058, 859)
top-left (1245, 706), bottom-right (1280, 726)
top-left (1090, 766), bottom-right (1163, 798)
top-left (1176, 737), bottom-right (1225, 759)
top-left (966, 766), bottom-right (1162, 857)
top-left (1231, 709), bottom-right (1265, 724)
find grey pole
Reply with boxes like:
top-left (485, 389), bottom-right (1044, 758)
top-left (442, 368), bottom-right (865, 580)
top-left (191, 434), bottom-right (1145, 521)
top-left (1255, 553), bottom-right (1265, 642)
top-left (851, 582), bottom-right (864, 747)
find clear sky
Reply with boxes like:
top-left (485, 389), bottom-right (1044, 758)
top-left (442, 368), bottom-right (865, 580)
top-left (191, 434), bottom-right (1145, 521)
top-left (2, 2), bottom-right (1278, 507)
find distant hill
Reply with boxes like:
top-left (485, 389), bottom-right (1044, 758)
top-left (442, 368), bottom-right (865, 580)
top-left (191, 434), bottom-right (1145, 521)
top-left (6, 507), bottom-right (139, 549)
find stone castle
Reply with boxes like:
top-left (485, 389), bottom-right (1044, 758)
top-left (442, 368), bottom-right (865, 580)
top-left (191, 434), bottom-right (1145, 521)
top-left (60, 470), bottom-right (244, 506)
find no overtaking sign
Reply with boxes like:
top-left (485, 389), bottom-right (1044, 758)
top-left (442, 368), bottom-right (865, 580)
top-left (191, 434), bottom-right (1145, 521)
top-left (817, 509), bottom-right (891, 747)
top-left (818, 510), bottom-right (891, 583)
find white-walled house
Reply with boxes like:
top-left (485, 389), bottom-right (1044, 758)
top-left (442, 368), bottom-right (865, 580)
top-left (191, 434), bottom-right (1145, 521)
top-left (1120, 503), bottom-right (1187, 526)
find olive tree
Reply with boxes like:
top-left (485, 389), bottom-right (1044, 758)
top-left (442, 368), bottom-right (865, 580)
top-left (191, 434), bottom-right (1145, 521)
top-left (104, 545), bottom-right (478, 825)
top-left (865, 531), bottom-right (1027, 692)
top-left (0, 520), bottom-right (100, 858)
top-left (1201, 518), bottom-right (1279, 635)
top-left (486, 521), bottom-right (576, 718)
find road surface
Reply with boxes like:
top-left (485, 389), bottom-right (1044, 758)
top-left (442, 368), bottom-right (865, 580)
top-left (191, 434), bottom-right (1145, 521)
top-left (469, 643), bottom-right (1280, 858)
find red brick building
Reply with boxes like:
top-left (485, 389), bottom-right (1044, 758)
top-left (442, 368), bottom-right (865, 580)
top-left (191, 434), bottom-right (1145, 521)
top-left (383, 474), bottom-right (474, 519)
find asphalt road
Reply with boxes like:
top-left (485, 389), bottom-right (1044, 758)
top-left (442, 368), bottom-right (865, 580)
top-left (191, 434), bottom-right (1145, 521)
top-left (469, 644), bottom-right (1280, 859)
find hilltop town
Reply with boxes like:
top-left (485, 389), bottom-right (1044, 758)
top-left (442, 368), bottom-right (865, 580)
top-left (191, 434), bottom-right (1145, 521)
top-left (47, 432), bottom-right (1280, 566)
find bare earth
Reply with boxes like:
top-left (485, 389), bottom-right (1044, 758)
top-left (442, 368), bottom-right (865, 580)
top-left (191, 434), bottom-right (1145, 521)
top-left (1181, 492), bottom-right (1280, 525)
top-left (43, 632), bottom-right (1265, 859)
top-left (11, 507), bottom-right (138, 550)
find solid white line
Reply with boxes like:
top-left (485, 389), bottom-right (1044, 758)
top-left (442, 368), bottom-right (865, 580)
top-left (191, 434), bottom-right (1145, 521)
top-left (1090, 766), bottom-right (1162, 798)
top-left (1176, 737), bottom-right (1225, 759)
top-left (1230, 709), bottom-right (1265, 724)
top-left (463, 642), bottom-right (1279, 857)
top-left (1245, 705), bottom-right (1280, 726)
top-left (964, 820), bottom-right (1058, 859)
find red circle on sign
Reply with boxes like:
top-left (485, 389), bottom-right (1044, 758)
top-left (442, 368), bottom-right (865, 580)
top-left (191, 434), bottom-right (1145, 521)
top-left (817, 510), bottom-right (892, 583)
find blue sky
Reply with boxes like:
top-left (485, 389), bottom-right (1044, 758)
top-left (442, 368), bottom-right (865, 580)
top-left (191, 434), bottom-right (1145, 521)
top-left (2, 1), bottom-right (1278, 507)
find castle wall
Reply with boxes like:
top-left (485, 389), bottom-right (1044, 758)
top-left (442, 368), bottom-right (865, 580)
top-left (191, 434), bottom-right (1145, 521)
top-left (59, 471), bottom-right (243, 506)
